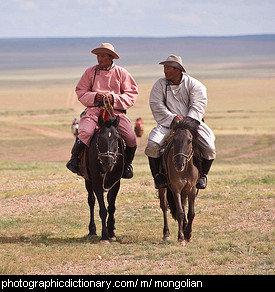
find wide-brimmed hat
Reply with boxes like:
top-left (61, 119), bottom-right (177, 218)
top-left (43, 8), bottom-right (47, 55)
top-left (159, 55), bottom-right (186, 72)
top-left (91, 43), bottom-right (120, 59)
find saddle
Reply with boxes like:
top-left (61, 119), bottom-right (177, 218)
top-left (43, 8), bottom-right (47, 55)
top-left (78, 146), bottom-right (89, 180)
top-left (160, 129), bottom-right (175, 176)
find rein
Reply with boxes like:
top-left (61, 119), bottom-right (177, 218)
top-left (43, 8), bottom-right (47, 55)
top-left (86, 93), bottom-right (115, 118)
top-left (102, 94), bottom-right (115, 118)
top-left (95, 95), bottom-right (123, 192)
top-left (96, 95), bottom-right (118, 163)
top-left (95, 124), bottom-right (123, 192)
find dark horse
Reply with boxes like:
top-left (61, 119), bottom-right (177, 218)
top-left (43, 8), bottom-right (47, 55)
top-left (84, 115), bottom-right (124, 243)
top-left (159, 117), bottom-right (200, 245)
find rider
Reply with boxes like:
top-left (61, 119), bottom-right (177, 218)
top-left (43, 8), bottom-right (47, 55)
top-left (72, 117), bottom-right (79, 137)
top-left (66, 43), bottom-right (138, 178)
top-left (145, 55), bottom-right (216, 189)
top-left (72, 117), bottom-right (78, 125)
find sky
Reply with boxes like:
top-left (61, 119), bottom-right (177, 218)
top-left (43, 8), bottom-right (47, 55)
top-left (0, 0), bottom-right (274, 38)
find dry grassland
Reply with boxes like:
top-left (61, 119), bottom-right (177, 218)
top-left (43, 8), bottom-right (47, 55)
top-left (0, 67), bottom-right (274, 275)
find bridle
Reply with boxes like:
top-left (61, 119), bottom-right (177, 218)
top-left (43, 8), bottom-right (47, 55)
top-left (96, 130), bottom-right (123, 192)
top-left (96, 133), bottom-right (122, 165)
top-left (95, 92), bottom-right (120, 164)
top-left (173, 148), bottom-right (194, 163)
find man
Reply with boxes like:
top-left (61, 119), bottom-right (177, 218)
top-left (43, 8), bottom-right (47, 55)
top-left (145, 55), bottom-right (216, 189)
top-left (71, 117), bottom-right (79, 137)
top-left (66, 43), bottom-right (138, 178)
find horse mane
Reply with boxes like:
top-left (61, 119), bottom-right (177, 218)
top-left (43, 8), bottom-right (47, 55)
top-left (101, 119), bottom-right (114, 128)
top-left (97, 116), bottom-right (120, 132)
top-left (173, 117), bottom-right (199, 138)
top-left (173, 117), bottom-right (202, 173)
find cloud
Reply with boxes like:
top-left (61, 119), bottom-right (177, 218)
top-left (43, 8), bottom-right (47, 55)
top-left (98, 0), bottom-right (118, 13)
top-left (108, 0), bottom-right (117, 5)
top-left (167, 13), bottom-right (203, 26)
top-left (19, 1), bottom-right (37, 11)
top-left (76, 0), bottom-right (98, 5)
top-left (0, 0), bottom-right (274, 37)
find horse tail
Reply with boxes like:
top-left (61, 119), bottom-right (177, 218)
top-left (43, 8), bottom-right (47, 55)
top-left (166, 187), bottom-right (177, 220)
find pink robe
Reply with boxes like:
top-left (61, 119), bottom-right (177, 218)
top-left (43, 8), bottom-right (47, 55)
top-left (75, 64), bottom-right (138, 147)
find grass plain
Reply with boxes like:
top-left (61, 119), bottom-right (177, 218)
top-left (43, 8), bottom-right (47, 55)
top-left (0, 62), bottom-right (274, 275)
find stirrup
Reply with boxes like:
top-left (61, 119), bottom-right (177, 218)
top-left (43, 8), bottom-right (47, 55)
top-left (196, 175), bottom-right (207, 189)
top-left (122, 164), bottom-right (133, 179)
top-left (66, 158), bottom-right (80, 174)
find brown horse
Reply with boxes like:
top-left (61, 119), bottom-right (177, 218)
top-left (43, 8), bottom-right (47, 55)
top-left (159, 117), bottom-right (201, 245)
top-left (134, 117), bottom-right (144, 137)
top-left (85, 115), bottom-right (124, 243)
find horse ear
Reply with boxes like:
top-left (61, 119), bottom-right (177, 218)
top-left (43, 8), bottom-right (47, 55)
top-left (98, 115), bottom-right (104, 127)
top-left (113, 115), bottom-right (120, 128)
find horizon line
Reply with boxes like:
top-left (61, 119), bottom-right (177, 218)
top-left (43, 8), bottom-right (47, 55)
top-left (0, 33), bottom-right (275, 40)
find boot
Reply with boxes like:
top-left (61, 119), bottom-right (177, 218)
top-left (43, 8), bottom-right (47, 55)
top-left (148, 156), bottom-right (167, 189)
top-left (196, 158), bottom-right (214, 189)
top-left (122, 145), bottom-right (137, 179)
top-left (66, 139), bottom-right (85, 174)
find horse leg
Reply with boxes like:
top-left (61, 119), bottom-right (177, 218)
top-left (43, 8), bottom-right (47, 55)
top-left (181, 191), bottom-right (188, 240)
top-left (159, 188), bottom-right (170, 240)
top-left (94, 189), bottom-right (109, 242)
top-left (107, 181), bottom-right (120, 240)
top-left (173, 190), bottom-right (185, 244)
top-left (85, 180), bottom-right (96, 236)
top-left (184, 188), bottom-right (196, 242)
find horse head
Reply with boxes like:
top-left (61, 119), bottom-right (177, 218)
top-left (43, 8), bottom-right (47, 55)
top-left (172, 117), bottom-right (199, 173)
top-left (172, 128), bottom-right (193, 172)
top-left (96, 115), bottom-right (120, 173)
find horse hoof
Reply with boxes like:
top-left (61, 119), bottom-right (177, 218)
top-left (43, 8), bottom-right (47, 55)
top-left (184, 235), bottom-right (192, 242)
top-left (109, 236), bottom-right (117, 242)
top-left (178, 240), bottom-right (186, 247)
top-left (163, 236), bottom-right (170, 241)
top-left (100, 239), bottom-right (110, 244)
top-left (88, 233), bottom-right (97, 237)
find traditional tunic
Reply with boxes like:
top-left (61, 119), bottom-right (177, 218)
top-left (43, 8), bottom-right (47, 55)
top-left (145, 74), bottom-right (216, 160)
top-left (76, 64), bottom-right (138, 147)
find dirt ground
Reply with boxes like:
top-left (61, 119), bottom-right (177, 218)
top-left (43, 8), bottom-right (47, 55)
top-left (0, 76), bottom-right (274, 275)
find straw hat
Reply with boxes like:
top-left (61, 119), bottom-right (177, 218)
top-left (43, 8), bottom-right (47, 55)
top-left (91, 43), bottom-right (120, 59)
top-left (159, 55), bottom-right (186, 72)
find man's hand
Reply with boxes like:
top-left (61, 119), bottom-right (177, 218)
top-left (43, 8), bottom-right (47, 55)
top-left (95, 92), bottom-right (106, 103)
top-left (95, 93), bottom-right (114, 105)
top-left (170, 115), bottom-right (183, 128)
top-left (106, 93), bottom-right (114, 105)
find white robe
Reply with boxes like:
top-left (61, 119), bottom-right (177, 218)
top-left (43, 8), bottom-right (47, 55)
top-left (146, 74), bottom-right (216, 160)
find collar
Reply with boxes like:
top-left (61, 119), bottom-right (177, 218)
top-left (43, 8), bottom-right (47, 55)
top-left (167, 73), bottom-right (184, 86)
top-left (97, 62), bottom-right (115, 71)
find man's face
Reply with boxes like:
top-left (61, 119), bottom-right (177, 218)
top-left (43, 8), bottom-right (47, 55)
top-left (97, 53), bottom-right (113, 68)
top-left (164, 65), bottom-right (180, 81)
